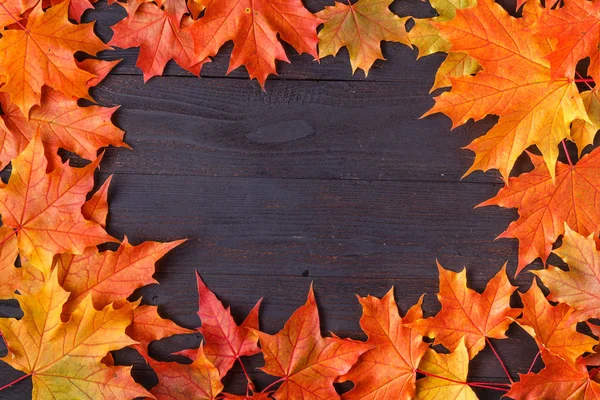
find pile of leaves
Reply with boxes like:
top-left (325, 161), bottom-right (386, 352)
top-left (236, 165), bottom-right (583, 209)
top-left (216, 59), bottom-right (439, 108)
top-left (1, 0), bottom-right (600, 398)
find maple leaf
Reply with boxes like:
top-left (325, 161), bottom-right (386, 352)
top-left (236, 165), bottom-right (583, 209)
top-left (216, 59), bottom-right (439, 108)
top-left (0, 132), bottom-right (116, 275)
top-left (109, 0), bottom-right (204, 81)
top-left (193, 273), bottom-right (262, 378)
top-left (44, 0), bottom-right (96, 22)
top-left (316, 0), bottom-right (410, 75)
top-left (82, 175), bottom-right (112, 228)
top-left (0, 88), bottom-right (127, 171)
top-left (516, 279), bottom-right (596, 363)
top-left (0, 2), bottom-right (110, 116)
top-left (410, 262), bottom-right (520, 359)
top-left (55, 237), bottom-right (185, 316)
top-left (415, 338), bottom-right (477, 400)
top-left (0, 270), bottom-right (151, 399)
top-left (146, 346), bottom-right (224, 400)
top-left (430, 52), bottom-right (481, 93)
top-left (0, 225), bottom-right (21, 300)
top-left (572, 87), bottom-right (600, 155)
top-left (408, 0), bottom-right (476, 57)
top-left (424, 0), bottom-right (588, 181)
top-left (480, 151), bottom-right (600, 275)
top-left (534, 225), bottom-right (600, 321)
top-left (506, 349), bottom-right (600, 399)
top-left (534, 0), bottom-right (600, 82)
top-left (185, 0), bottom-right (322, 87)
top-left (256, 286), bottom-right (372, 400)
top-left (127, 305), bottom-right (195, 355)
top-left (339, 289), bottom-right (429, 400)
top-left (76, 59), bottom-right (121, 88)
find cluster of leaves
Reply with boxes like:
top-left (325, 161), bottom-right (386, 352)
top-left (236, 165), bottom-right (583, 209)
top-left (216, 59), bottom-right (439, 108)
top-left (2, 0), bottom-right (600, 398)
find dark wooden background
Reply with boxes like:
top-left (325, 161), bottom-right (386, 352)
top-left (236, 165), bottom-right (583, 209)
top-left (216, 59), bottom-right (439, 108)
top-left (0, 0), bottom-right (548, 399)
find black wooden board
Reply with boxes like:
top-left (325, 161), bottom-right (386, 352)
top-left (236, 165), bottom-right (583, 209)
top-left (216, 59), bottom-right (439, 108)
top-left (0, 0), bottom-right (552, 399)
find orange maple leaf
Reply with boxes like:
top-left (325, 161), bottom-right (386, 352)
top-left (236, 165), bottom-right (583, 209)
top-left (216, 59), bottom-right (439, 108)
top-left (516, 279), bottom-right (596, 363)
top-left (410, 262), bottom-right (520, 359)
top-left (185, 0), bottom-right (322, 86)
top-left (506, 349), bottom-right (600, 399)
top-left (0, 88), bottom-right (127, 171)
top-left (146, 346), bottom-right (224, 400)
top-left (109, 0), bottom-right (205, 81)
top-left (415, 338), bottom-right (477, 400)
top-left (0, 225), bottom-right (22, 300)
top-left (534, 225), bottom-right (600, 321)
top-left (55, 237), bottom-right (185, 315)
top-left (0, 270), bottom-right (151, 399)
top-left (82, 175), bottom-right (112, 228)
top-left (316, 0), bottom-right (410, 75)
top-left (256, 286), bottom-right (372, 399)
top-left (0, 2), bottom-right (110, 116)
top-left (195, 273), bottom-right (261, 378)
top-left (76, 59), bottom-right (122, 88)
top-left (480, 151), bottom-right (600, 275)
top-left (424, 0), bottom-right (588, 181)
top-left (127, 305), bottom-right (195, 354)
top-left (339, 289), bottom-right (428, 400)
top-left (0, 132), bottom-right (116, 275)
top-left (534, 0), bottom-right (600, 82)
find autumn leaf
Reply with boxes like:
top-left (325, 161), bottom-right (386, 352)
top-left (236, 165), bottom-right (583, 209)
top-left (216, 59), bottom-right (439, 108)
top-left (415, 339), bottom-right (477, 400)
top-left (516, 279), bottom-right (596, 363)
top-left (480, 151), bottom-right (600, 275)
top-left (506, 349), bottom-right (600, 399)
top-left (127, 305), bottom-right (195, 355)
top-left (0, 225), bottom-right (21, 300)
top-left (55, 237), bottom-right (185, 316)
top-left (534, 0), bottom-right (600, 82)
top-left (146, 346), bottom-right (224, 400)
top-left (316, 0), bottom-right (410, 75)
top-left (194, 273), bottom-right (261, 378)
top-left (424, 0), bottom-right (588, 181)
top-left (0, 270), bottom-right (151, 399)
top-left (256, 285), bottom-right (372, 400)
top-left (109, 0), bottom-right (204, 81)
top-left (82, 175), bottom-right (112, 228)
top-left (534, 225), bottom-right (600, 321)
top-left (0, 132), bottom-right (116, 275)
top-left (339, 289), bottom-right (428, 400)
top-left (0, 88), bottom-right (127, 171)
top-left (76, 59), bottom-right (121, 88)
top-left (43, 0), bottom-right (96, 22)
top-left (408, 0), bottom-right (476, 64)
top-left (0, 2), bottom-right (110, 116)
top-left (185, 0), bottom-right (322, 86)
top-left (410, 262), bottom-right (520, 359)
top-left (572, 87), bottom-right (600, 154)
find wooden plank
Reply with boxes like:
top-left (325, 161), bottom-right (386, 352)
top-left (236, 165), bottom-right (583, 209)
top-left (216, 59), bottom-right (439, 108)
top-left (94, 172), bottom-right (522, 278)
top-left (89, 74), bottom-right (508, 184)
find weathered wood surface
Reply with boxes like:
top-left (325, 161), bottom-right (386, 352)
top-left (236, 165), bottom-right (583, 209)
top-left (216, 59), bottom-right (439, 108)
top-left (0, 0), bottom-right (549, 399)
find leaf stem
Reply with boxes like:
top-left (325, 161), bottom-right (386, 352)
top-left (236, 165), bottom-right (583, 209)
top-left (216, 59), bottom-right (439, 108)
top-left (260, 377), bottom-right (286, 394)
top-left (486, 338), bottom-right (513, 384)
top-left (527, 351), bottom-right (540, 374)
top-left (0, 374), bottom-right (31, 392)
top-left (575, 72), bottom-right (594, 90)
top-left (236, 357), bottom-right (253, 395)
top-left (562, 140), bottom-right (574, 167)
